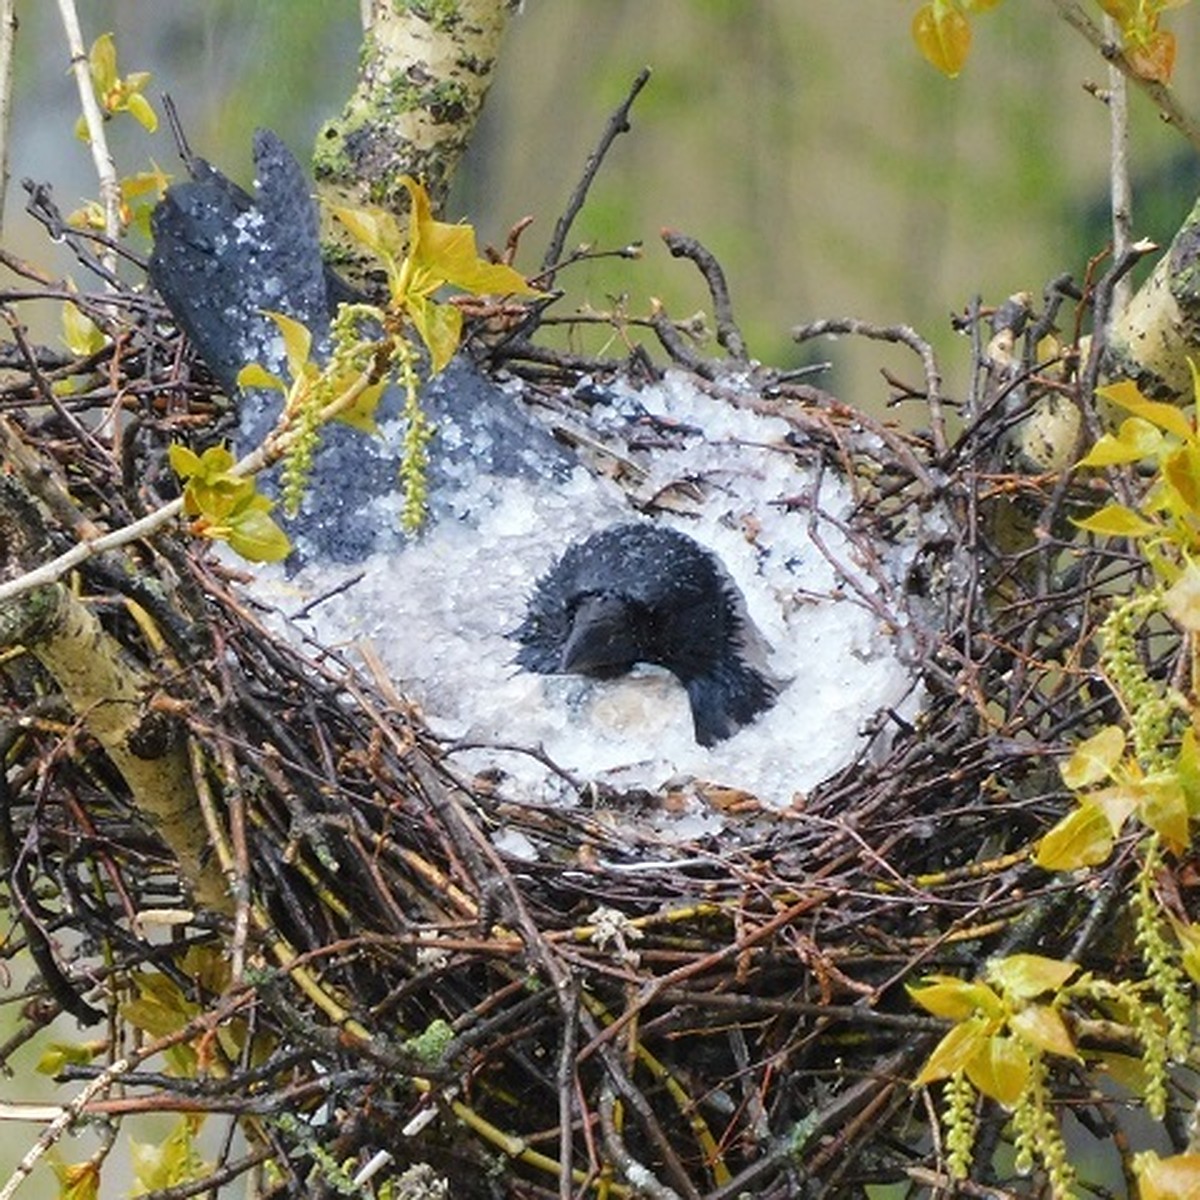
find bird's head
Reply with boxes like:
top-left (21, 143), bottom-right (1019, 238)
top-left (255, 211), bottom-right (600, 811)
top-left (513, 523), bottom-right (781, 746)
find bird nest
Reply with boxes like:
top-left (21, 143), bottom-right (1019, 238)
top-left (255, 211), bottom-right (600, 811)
top-left (0, 182), bottom-right (1156, 1198)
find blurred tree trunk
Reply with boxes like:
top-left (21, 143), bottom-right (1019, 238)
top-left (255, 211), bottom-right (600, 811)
top-left (312, 0), bottom-right (520, 294)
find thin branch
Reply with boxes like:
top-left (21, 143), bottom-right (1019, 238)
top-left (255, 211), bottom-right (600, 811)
top-left (0, 0), bottom-right (17, 241)
top-left (54, 0), bottom-right (120, 278)
top-left (792, 316), bottom-right (946, 456)
top-left (539, 67), bottom-right (651, 284)
top-left (1105, 15), bottom-right (1133, 315)
top-left (660, 228), bottom-right (748, 361)
top-left (0, 362), bottom-right (382, 606)
top-left (1050, 0), bottom-right (1200, 154)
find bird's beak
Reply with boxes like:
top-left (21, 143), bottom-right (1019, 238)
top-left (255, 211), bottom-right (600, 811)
top-left (561, 593), bottom-right (640, 677)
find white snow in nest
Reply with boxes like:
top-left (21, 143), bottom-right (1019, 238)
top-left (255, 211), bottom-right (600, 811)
top-left (242, 371), bottom-right (920, 824)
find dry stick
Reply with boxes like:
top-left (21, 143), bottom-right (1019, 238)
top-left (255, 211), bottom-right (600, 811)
top-left (54, 0), bottom-right (120, 279)
top-left (540, 67), bottom-right (652, 283)
top-left (1049, 0), bottom-right (1200, 154)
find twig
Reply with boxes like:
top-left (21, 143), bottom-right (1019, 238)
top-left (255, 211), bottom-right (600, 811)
top-left (54, 0), bottom-right (120, 279)
top-left (792, 316), bottom-right (946, 456)
top-left (1049, 0), bottom-right (1200, 154)
top-left (0, 362), bottom-right (381, 606)
top-left (0, 0), bottom-right (17, 241)
top-left (540, 67), bottom-right (651, 283)
top-left (1104, 15), bottom-right (1134, 315)
top-left (660, 229), bottom-right (748, 360)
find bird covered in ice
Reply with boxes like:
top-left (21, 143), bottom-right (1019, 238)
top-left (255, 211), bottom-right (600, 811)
top-left (513, 523), bottom-right (779, 746)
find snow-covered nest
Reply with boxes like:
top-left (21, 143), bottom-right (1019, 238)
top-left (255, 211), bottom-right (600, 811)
top-left (0, 186), bottom-right (1144, 1198)
top-left (248, 367), bottom-right (925, 851)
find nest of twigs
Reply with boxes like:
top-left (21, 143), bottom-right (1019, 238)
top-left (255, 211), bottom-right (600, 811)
top-left (0, 180), bottom-right (1159, 1199)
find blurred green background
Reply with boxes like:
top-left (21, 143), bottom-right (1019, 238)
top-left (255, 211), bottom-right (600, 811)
top-left (7, 1), bottom-right (1200, 407)
top-left (3, 3), bottom-right (1200, 1194)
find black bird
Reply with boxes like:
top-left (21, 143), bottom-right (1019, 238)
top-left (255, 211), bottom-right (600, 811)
top-left (513, 524), bottom-right (779, 747)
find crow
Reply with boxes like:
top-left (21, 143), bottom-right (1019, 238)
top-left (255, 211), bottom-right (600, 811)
top-left (513, 523), bottom-right (780, 746)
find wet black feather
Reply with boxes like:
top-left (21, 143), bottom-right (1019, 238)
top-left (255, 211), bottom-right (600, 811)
top-left (513, 524), bottom-right (778, 746)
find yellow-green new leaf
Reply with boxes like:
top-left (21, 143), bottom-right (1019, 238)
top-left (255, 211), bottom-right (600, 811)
top-left (912, 0), bottom-right (971, 76)
top-left (236, 363), bottom-right (286, 393)
top-left (53, 1160), bottom-right (101, 1200)
top-left (1035, 801), bottom-right (1115, 870)
top-left (1140, 774), bottom-right (1190, 851)
top-left (1009, 1003), bottom-right (1080, 1060)
top-left (1163, 445), bottom-right (1200, 513)
top-left (1165, 562), bottom-right (1200, 631)
top-left (328, 202), bottom-right (408, 278)
top-left (1177, 729), bottom-right (1200, 816)
top-left (963, 1033), bottom-right (1029, 1108)
top-left (1078, 417), bottom-right (1164, 467)
top-left (334, 378), bottom-right (386, 435)
top-left (913, 1016), bottom-right (993, 1086)
top-left (1098, 378), bottom-right (1196, 441)
top-left (37, 1040), bottom-right (100, 1076)
top-left (986, 953), bottom-right (1078, 1000)
top-left (908, 976), bottom-right (1003, 1021)
top-left (1060, 724), bottom-right (1125, 789)
top-left (125, 90), bottom-right (158, 132)
top-left (1073, 504), bottom-right (1159, 538)
top-left (399, 175), bottom-right (540, 299)
top-left (264, 310), bottom-right (313, 379)
top-left (407, 294), bottom-right (463, 375)
top-left (89, 32), bottom-right (118, 93)
top-left (1168, 914), bottom-right (1200, 984)
top-left (226, 506), bottom-right (291, 563)
top-left (1134, 1150), bottom-right (1200, 1200)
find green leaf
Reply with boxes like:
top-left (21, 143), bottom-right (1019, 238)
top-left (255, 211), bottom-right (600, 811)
top-left (1009, 1003), bottom-right (1080, 1059)
top-left (986, 953), bottom-right (1078, 1000)
top-left (913, 1016), bottom-right (992, 1086)
top-left (962, 1033), bottom-right (1029, 1108)
top-left (1035, 800), bottom-right (1116, 870)
top-left (226, 507), bottom-right (291, 563)
top-left (1060, 724), bottom-right (1125, 788)
top-left (1097, 378), bottom-right (1195, 441)
top-left (907, 976), bottom-right (1003, 1021)
top-left (1072, 503), bottom-right (1160, 538)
